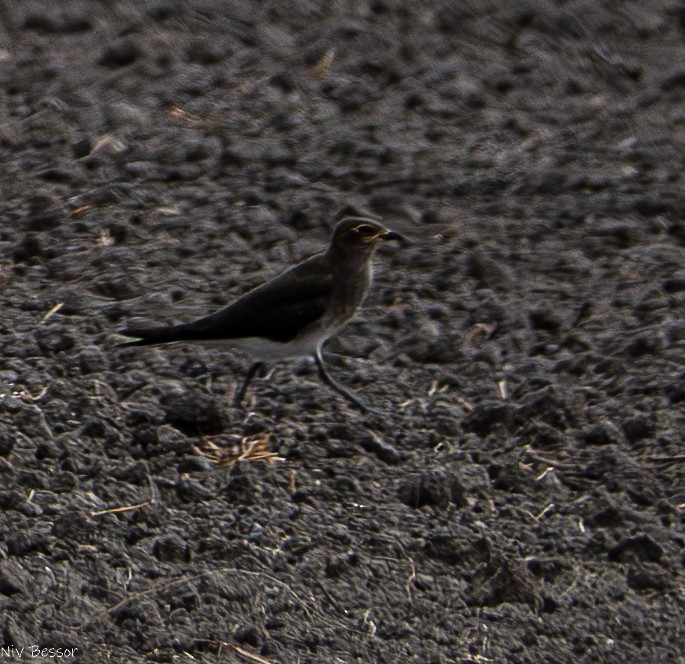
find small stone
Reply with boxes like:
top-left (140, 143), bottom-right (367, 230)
top-left (0, 427), bottom-right (16, 456)
top-left (160, 390), bottom-right (228, 436)
top-left (152, 534), bottom-right (191, 563)
top-left (100, 38), bottom-right (141, 67)
top-left (177, 455), bottom-right (214, 473)
top-left (608, 535), bottom-right (664, 564)
top-left (78, 345), bottom-right (108, 373)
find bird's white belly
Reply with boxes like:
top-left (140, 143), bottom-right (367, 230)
top-left (228, 333), bottom-right (323, 360)
top-left (158, 324), bottom-right (341, 360)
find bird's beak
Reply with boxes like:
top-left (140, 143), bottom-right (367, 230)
top-left (379, 229), bottom-right (407, 246)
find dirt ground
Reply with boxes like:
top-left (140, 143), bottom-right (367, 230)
top-left (0, 1), bottom-right (683, 662)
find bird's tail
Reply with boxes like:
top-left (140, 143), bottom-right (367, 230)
top-left (118, 325), bottom-right (185, 347)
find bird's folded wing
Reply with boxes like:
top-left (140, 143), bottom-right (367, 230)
top-left (121, 259), bottom-right (333, 345)
top-left (180, 274), bottom-right (331, 342)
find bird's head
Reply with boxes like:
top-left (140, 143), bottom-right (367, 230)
top-left (328, 217), bottom-right (405, 256)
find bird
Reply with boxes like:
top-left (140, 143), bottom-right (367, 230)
top-left (119, 217), bottom-right (404, 413)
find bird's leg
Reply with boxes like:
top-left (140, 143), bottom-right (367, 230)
top-left (314, 348), bottom-right (373, 414)
top-left (233, 361), bottom-right (265, 407)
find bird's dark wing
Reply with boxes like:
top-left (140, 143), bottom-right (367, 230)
top-left (120, 254), bottom-right (332, 346)
top-left (178, 266), bottom-right (332, 342)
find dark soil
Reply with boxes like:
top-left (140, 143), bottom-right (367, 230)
top-left (0, 1), bottom-right (684, 662)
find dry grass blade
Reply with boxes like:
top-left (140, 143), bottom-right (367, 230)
top-left (166, 105), bottom-right (205, 127)
top-left (88, 134), bottom-right (126, 157)
top-left (42, 302), bottom-right (64, 323)
top-left (91, 474), bottom-right (158, 517)
top-left (644, 455), bottom-right (685, 465)
top-left (91, 501), bottom-right (152, 517)
top-left (194, 434), bottom-right (281, 468)
top-left (467, 322), bottom-right (495, 343)
top-left (69, 205), bottom-right (93, 217)
top-left (18, 386), bottom-right (49, 403)
top-left (215, 642), bottom-right (278, 664)
top-left (166, 104), bottom-right (230, 136)
top-left (311, 48), bottom-right (335, 78)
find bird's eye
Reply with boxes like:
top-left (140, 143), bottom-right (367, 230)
top-left (354, 224), bottom-right (375, 236)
